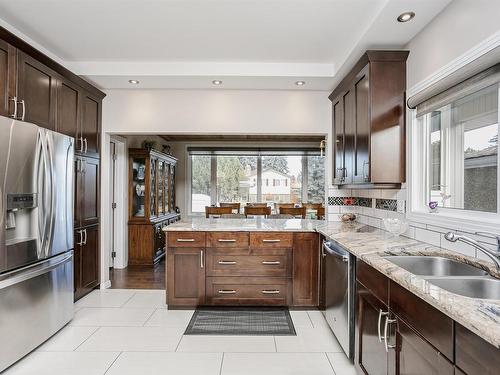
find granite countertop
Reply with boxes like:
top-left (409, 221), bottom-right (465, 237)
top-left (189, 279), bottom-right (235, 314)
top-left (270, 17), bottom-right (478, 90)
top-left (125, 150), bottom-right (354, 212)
top-left (165, 218), bottom-right (500, 347)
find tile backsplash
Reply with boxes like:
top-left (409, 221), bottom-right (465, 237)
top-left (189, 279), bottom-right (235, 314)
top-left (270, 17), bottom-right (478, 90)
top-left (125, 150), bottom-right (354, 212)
top-left (327, 186), bottom-right (498, 266)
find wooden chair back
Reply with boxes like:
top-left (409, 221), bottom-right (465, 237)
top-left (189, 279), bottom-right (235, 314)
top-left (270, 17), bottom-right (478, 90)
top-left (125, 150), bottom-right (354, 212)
top-left (275, 203), bottom-right (296, 210)
top-left (221, 213), bottom-right (246, 219)
top-left (279, 206), bottom-right (307, 218)
top-left (244, 206), bottom-right (271, 217)
top-left (219, 202), bottom-right (241, 213)
top-left (246, 203), bottom-right (268, 207)
top-left (316, 207), bottom-right (325, 220)
top-left (205, 206), bottom-right (233, 218)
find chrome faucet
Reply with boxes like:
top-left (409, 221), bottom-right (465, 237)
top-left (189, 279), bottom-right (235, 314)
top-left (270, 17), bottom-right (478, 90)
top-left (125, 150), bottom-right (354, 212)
top-left (444, 232), bottom-right (500, 270)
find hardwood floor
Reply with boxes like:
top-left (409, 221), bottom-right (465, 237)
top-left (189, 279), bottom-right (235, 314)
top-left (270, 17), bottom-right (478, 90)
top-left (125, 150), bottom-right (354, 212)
top-left (110, 258), bottom-right (165, 289)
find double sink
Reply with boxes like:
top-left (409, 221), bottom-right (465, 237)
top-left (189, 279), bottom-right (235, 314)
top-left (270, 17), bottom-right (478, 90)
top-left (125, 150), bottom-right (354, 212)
top-left (384, 256), bottom-right (500, 300)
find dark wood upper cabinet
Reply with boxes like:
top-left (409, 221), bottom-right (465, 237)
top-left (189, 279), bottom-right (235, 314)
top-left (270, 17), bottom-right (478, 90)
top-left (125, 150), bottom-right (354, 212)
top-left (0, 39), bottom-right (16, 118)
top-left (16, 50), bottom-right (58, 130)
top-left (57, 79), bottom-right (81, 138)
top-left (81, 93), bottom-right (100, 157)
top-left (329, 50), bottom-right (409, 187)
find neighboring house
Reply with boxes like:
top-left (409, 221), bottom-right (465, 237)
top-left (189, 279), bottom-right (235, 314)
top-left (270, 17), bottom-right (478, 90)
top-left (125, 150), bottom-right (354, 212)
top-left (247, 168), bottom-right (294, 203)
top-left (464, 146), bottom-right (498, 212)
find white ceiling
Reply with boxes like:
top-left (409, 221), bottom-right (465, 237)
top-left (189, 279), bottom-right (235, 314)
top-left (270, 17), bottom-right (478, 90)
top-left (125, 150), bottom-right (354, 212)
top-left (0, 0), bottom-right (452, 90)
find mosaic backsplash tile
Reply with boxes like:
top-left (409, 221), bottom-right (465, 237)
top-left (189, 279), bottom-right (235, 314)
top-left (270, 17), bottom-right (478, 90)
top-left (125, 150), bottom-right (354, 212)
top-left (375, 198), bottom-right (398, 212)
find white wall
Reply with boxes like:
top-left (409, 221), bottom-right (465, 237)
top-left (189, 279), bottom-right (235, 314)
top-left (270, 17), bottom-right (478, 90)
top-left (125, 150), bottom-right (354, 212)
top-left (405, 0), bottom-right (500, 89)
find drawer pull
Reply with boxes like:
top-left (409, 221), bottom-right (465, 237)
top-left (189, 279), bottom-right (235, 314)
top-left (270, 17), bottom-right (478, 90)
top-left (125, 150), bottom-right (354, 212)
top-left (262, 239), bottom-right (281, 243)
top-left (218, 239), bottom-right (236, 243)
top-left (177, 238), bottom-right (195, 242)
top-left (218, 261), bottom-right (237, 265)
top-left (262, 261), bottom-right (280, 265)
top-left (262, 290), bottom-right (280, 294)
top-left (218, 290), bottom-right (237, 294)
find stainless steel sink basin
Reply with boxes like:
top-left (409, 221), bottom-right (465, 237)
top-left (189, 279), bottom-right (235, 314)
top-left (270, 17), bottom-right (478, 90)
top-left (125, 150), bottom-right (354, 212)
top-left (384, 256), bottom-right (489, 277)
top-left (425, 277), bottom-right (500, 300)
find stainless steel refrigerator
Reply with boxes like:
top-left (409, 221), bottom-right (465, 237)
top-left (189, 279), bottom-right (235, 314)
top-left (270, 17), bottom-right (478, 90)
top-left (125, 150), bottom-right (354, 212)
top-left (0, 116), bottom-right (74, 372)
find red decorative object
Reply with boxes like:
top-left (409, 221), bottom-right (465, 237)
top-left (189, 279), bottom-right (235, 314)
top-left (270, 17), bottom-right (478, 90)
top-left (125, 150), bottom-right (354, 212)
top-left (343, 198), bottom-right (355, 205)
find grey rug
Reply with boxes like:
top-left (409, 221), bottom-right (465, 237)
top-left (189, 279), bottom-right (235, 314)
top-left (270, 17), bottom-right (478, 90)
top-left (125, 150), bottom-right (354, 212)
top-left (184, 307), bottom-right (296, 336)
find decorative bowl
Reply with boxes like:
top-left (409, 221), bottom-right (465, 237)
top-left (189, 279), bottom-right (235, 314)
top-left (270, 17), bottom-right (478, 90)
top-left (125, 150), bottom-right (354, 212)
top-left (383, 218), bottom-right (408, 237)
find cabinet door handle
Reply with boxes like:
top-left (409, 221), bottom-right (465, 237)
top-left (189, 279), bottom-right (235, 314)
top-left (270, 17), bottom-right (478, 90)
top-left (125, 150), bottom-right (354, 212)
top-left (262, 261), bottom-right (280, 265)
top-left (218, 260), bottom-right (236, 265)
top-left (262, 290), bottom-right (280, 294)
top-left (362, 161), bottom-right (370, 182)
top-left (218, 290), bottom-right (236, 294)
top-left (378, 310), bottom-right (389, 342)
top-left (82, 229), bottom-right (87, 245)
top-left (18, 99), bottom-right (26, 121)
top-left (79, 137), bottom-right (84, 153)
top-left (200, 250), bottom-right (204, 268)
top-left (76, 230), bottom-right (83, 246)
top-left (177, 238), bottom-right (195, 242)
top-left (84, 138), bottom-right (88, 153)
top-left (262, 239), bottom-right (281, 243)
top-left (76, 158), bottom-right (81, 173)
top-left (9, 96), bottom-right (18, 118)
top-left (383, 317), bottom-right (397, 352)
top-left (218, 239), bottom-right (236, 243)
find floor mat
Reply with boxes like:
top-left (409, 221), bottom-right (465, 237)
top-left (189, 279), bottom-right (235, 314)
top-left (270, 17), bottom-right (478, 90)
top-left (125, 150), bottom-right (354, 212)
top-left (184, 307), bottom-right (296, 336)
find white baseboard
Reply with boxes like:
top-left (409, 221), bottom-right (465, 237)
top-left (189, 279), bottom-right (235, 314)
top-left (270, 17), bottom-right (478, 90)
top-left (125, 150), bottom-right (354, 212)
top-left (100, 280), bottom-right (111, 289)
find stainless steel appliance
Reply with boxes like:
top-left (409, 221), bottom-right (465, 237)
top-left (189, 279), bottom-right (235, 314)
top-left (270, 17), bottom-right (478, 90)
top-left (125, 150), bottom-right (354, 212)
top-left (0, 116), bottom-right (74, 372)
top-left (322, 240), bottom-right (355, 359)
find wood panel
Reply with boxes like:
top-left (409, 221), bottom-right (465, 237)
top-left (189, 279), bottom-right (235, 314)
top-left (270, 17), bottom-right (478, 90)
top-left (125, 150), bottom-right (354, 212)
top-left (128, 224), bottom-right (154, 266)
top-left (80, 225), bottom-right (99, 292)
top-left (0, 39), bottom-right (16, 118)
top-left (250, 232), bottom-right (293, 249)
top-left (396, 317), bottom-right (454, 375)
top-left (206, 249), bottom-right (291, 277)
top-left (110, 259), bottom-right (165, 290)
top-left (207, 232), bottom-right (249, 248)
top-left (390, 280), bottom-right (454, 361)
top-left (455, 323), bottom-right (500, 375)
top-left (355, 281), bottom-right (389, 375)
top-left (80, 157), bottom-right (100, 227)
top-left (292, 232), bottom-right (319, 306)
top-left (357, 259), bottom-right (388, 305)
top-left (353, 67), bottom-right (370, 184)
top-left (57, 79), bottom-right (80, 139)
top-left (167, 247), bottom-right (205, 307)
top-left (80, 93), bottom-right (101, 157)
top-left (206, 276), bottom-right (289, 306)
top-left (16, 50), bottom-right (57, 130)
top-left (167, 231), bottom-right (206, 248)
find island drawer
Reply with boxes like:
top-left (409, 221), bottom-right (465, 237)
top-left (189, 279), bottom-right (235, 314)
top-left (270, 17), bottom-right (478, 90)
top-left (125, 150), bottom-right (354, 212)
top-left (167, 231), bottom-right (206, 247)
top-left (206, 277), bottom-right (289, 305)
top-left (207, 232), bottom-right (249, 248)
top-left (206, 250), bottom-right (292, 277)
top-left (250, 232), bottom-right (293, 249)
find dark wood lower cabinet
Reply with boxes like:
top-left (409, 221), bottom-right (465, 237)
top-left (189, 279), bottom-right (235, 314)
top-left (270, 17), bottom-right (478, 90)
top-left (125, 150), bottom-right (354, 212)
top-left (356, 261), bottom-right (499, 375)
top-left (292, 232), bottom-right (319, 306)
top-left (355, 282), bottom-right (389, 375)
top-left (395, 317), bottom-right (454, 375)
top-left (167, 247), bottom-right (205, 307)
top-left (74, 225), bottom-right (99, 300)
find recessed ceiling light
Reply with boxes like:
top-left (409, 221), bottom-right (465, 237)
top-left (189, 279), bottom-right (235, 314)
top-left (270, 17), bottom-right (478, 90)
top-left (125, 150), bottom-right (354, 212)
top-left (295, 81), bottom-right (306, 86)
top-left (128, 79), bottom-right (140, 84)
top-left (212, 80), bottom-right (223, 85)
top-left (397, 11), bottom-right (415, 23)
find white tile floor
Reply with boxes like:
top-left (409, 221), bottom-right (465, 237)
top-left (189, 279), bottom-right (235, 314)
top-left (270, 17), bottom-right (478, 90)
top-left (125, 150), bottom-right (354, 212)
top-left (4, 289), bottom-right (357, 375)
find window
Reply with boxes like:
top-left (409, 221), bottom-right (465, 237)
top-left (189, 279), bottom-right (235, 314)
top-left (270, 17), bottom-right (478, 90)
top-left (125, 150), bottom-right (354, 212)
top-left (420, 84), bottom-right (499, 213)
top-left (189, 148), bottom-right (324, 214)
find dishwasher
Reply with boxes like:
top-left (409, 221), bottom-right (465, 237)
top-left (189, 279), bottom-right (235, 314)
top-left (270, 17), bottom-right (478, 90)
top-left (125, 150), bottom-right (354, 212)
top-left (322, 240), bottom-right (355, 360)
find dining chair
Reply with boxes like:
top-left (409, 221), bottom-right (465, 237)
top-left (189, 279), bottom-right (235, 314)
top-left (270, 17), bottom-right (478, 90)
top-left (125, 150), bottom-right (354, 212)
top-left (205, 206), bottom-right (233, 218)
top-left (316, 206), bottom-right (325, 220)
top-left (275, 203), bottom-right (296, 210)
top-left (244, 206), bottom-right (271, 217)
top-left (303, 203), bottom-right (323, 210)
top-left (219, 202), bottom-right (241, 213)
top-left (279, 206), bottom-right (307, 218)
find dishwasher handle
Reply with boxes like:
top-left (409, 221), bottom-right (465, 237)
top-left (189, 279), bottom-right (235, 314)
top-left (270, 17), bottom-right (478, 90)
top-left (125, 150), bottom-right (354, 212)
top-left (323, 241), bottom-right (349, 262)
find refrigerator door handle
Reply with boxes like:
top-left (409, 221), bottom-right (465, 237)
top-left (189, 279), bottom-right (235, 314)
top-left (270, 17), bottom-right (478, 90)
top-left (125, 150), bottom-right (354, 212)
top-left (65, 139), bottom-right (74, 250)
top-left (0, 251), bottom-right (73, 290)
top-left (45, 132), bottom-right (56, 257)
